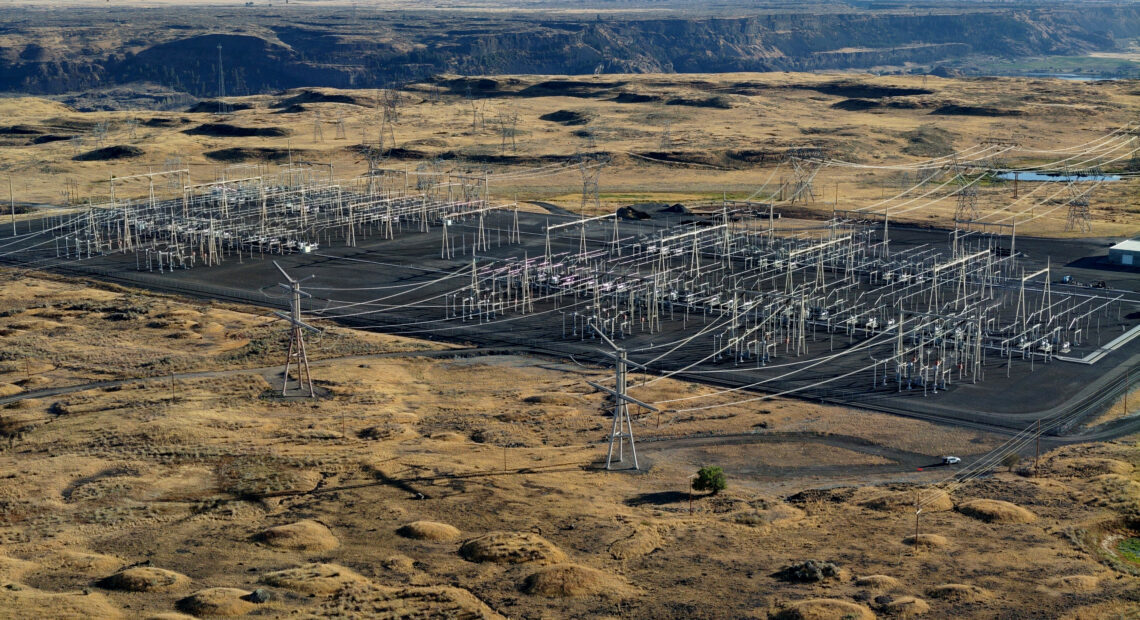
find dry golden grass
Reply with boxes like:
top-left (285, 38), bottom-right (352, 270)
top-left (257, 520), bottom-right (340, 552)
top-left (317, 582), bottom-right (506, 619)
top-left (176, 587), bottom-right (256, 617)
top-left (459, 532), bottom-right (567, 565)
top-left (1087, 387), bottom-right (1140, 428)
top-left (0, 270), bottom-right (1135, 618)
top-left (772, 598), bottom-right (876, 620)
top-left (883, 596), bottom-right (930, 617)
top-left (1051, 457), bottom-right (1134, 478)
top-left (854, 574), bottom-right (901, 591)
top-left (97, 566), bottom-right (190, 592)
top-left (860, 488), bottom-right (952, 512)
top-left (396, 520), bottom-right (461, 542)
top-left (262, 563), bottom-right (369, 596)
top-left (521, 563), bottom-right (618, 598)
top-left (925, 583), bottom-right (994, 603)
top-left (1, 73), bottom-right (1138, 238)
top-left (903, 533), bottom-right (950, 549)
top-left (608, 524), bottom-right (665, 560)
top-left (0, 554), bottom-right (37, 581)
top-left (1043, 574), bottom-right (1101, 593)
top-left (0, 273), bottom-right (452, 390)
top-left (956, 499), bottom-right (1037, 523)
top-left (0, 586), bottom-right (124, 618)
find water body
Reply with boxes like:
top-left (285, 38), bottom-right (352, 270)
top-left (1020, 72), bottom-right (1116, 82)
top-left (994, 171), bottom-right (1122, 182)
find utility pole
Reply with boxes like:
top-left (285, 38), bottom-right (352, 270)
top-left (586, 323), bottom-right (658, 470)
top-left (914, 502), bottom-right (922, 552)
top-left (272, 261), bottom-right (321, 397)
top-left (9, 176), bottom-right (14, 236)
top-left (1034, 418), bottom-right (1041, 477)
top-left (1126, 365), bottom-right (1131, 414)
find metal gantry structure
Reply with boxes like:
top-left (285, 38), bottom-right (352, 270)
top-left (451, 205), bottom-right (1124, 401)
top-left (35, 164), bottom-right (520, 272)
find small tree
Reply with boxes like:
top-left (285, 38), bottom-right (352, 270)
top-left (1002, 452), bottom-right (1021, 472)
top-left (693, 466), bottom-right (727, 495)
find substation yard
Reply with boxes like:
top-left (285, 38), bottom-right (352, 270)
top-left (3, 165), bottom-right (1139, 445)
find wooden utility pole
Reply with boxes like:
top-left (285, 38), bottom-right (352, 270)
top-left (914, 505), bottom-right (922, 550)
top-left (9, 176), bottom-right (14, 236)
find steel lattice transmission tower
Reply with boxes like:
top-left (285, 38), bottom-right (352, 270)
top-left (272, 262), bottom-right (321, 397)
top-left (785, 147), bottom-right (823, 204)
top-left (1065, 184), bottom-right (1092, 233)
top-left (497, 107), bottom-right (519, 154)
top-left (578, 153), bottom-right (609, 215)
top-left (954, 172), bottom-right (979, 222)
top-left (586, 325), bottom-right (658, 470)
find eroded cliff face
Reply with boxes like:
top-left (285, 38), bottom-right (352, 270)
top-left (0, 6), bottom-right (1137, 95)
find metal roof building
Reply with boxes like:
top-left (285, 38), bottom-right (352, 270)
top-left (1108, 239), bottom-right (1140, 267)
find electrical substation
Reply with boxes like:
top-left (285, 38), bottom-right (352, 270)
top-left (3, 136), bottom-right (1140, 448)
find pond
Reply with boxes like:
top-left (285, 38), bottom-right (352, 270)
top-left (994, 171), bottom-right (1122, 182)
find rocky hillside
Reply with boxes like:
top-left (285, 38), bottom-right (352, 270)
top-left (2, 4), bottom-right (1140, 96)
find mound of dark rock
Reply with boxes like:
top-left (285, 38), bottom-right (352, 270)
top-left (809, 81), bottom-right (933, 98)
top-left (666, 96), bottom-right (732, 109)
top-left (785, 487), bottom-right (855, 505)
top-left (204, 147), bottom-right (297, 163)
top-left (442, 77), bottom-right (504, 96)
top-left (72, 145), bottom-right (144, 161)
top-left (775, 559), bottom-right (842, 583)
top-left (183, 123), bottom-right (289, 138)
top-left (611, 92), bottom-right (662, 104)
top-left (517, 80), bottom-right (625, 99)
top-left (539, 110), bottom-right (593, 126)
top-left (617, 206), bottom-right (651, 220)
top-left (142, 117), bottom-right (186, 127)
top-left (832, 98), bottom-right (880, 111)
top-left (186, 100), bottom-right (254, 113)
top-left (660, 203), bottom-right (690, 215)
top-left (271, 89), bottom-right (370, 108)
top-left (0, 125), bottom-right (43, 135)
top-left (31, 134), bottom-right (73, 144)
top-left (931, 104), bottom-right (1023, 117)
top-left (726, 149), bottom-right (782, 165)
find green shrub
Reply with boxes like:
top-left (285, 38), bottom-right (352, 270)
top-left (693, 466), bottom-right (726, 495)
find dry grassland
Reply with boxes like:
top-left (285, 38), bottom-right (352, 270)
top-left (0, 271), bottom-right (1137, 618)
top-left (2, 73), bottom-right (1139, 238)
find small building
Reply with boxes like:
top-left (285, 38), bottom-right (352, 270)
top-left (1108, 239), bottom-right (1140, 267)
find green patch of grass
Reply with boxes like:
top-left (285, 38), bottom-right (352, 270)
top-left (1119, 537), bottom-right (1140, 564)
top-left (965, 55), bottom-right (1140, 78)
